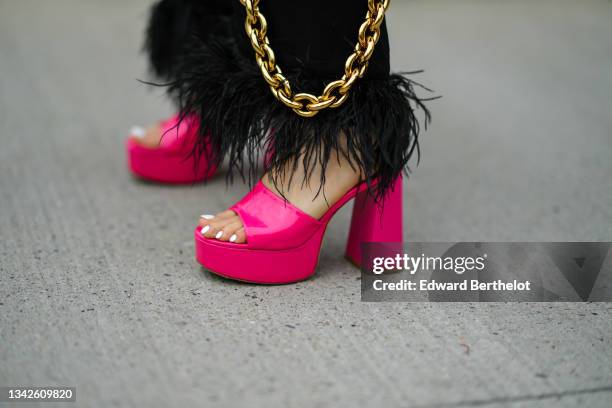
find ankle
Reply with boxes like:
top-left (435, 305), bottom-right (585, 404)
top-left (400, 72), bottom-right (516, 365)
top-left (262, 163), bottom-right (362, 220)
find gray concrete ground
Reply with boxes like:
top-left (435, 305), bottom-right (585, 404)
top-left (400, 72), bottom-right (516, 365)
top-left (1, 0), bottom-right (611, 407)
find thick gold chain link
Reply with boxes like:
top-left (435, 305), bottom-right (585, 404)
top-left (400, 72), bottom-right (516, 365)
top-left (239, 0), bottom-right (391, 118)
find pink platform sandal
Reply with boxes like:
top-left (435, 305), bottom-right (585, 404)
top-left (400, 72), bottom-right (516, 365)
top-left (126, 113), bottom-right (217, 184)
top-left (194, 177), bottom-right (403, 284)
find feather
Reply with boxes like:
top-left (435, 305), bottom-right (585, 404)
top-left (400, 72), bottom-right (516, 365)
top-left (165, 34), bottom-right (435, 200)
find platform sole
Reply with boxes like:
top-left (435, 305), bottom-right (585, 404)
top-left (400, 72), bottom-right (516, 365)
top-left (127, 139), bottom-right (216, 184)
top-left (194, 227), bottom-right (326, 284)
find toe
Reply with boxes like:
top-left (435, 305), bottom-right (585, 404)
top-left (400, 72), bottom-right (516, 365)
top-left (198, 214), bottom-right (215, 227)
top-left (231, 228), bottom-right (247, 244)
top-left (200, 219), bottom-right (219, 238)
top-left (217, 221), bottom-right (243, 242)
top-left (199, 223), bottom-right (211, 236)
top-left (202, 217), bottom-right (232, 239)
top-left (130, 124), bottom-right (162, 148)
top-left (130, 126), bottom-right (145, 138)
top-left (202, 222), bottom-right (220, 238)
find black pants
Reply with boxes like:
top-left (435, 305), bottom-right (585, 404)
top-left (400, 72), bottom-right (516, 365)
top-left (145, 0), bottom-right (429, 198)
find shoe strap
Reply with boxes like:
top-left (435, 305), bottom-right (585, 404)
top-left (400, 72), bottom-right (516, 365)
top-left (230, 182), bottom-right (323, 250)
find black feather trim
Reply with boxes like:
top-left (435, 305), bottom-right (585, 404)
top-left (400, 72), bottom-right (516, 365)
top-left (168, 37), bottom-right (434, 200)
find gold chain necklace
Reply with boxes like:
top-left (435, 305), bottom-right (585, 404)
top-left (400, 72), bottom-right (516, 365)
top-left (239, 0), bottom-right (391, 118)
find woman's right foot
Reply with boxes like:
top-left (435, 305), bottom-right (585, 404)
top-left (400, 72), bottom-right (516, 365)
top-left (193, 142), bottom-right (404, 284)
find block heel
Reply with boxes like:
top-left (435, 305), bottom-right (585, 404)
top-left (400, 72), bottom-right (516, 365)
top-left (345, 176), bottom-right (403, 267)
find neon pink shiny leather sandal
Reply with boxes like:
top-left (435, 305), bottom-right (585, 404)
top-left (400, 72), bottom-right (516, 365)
top-left (194, 177), bottom-right (403, 284)
top-left (126, 113), bottom-right (217, 184)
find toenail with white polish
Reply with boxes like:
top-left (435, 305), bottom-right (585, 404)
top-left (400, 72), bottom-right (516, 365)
top-left (130, 126), bottom-right (145, 138)
top-left (215, 231), bottom-right (223, 239)
top-left (229, 234), bottom-right (237, 243)
top-left (200, 214), bottom-right (215, 220)
top-left (201, 225), bottom-right (210, 235)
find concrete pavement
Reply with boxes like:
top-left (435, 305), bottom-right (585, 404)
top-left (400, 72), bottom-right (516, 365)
top-left (1, 1), bottom-right (611, 407)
